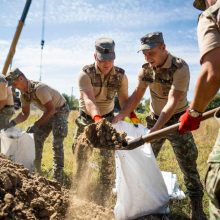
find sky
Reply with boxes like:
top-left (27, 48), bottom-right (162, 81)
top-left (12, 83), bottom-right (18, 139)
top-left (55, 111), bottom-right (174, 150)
top-left (0, 0), bottom-right (201, 100)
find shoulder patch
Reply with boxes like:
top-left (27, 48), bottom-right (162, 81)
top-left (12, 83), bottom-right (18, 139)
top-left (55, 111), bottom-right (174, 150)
top-left (83, 63), bottom-right (96, 74)
top-left (172, 57), bottom-right (184, 69)
top-left (114, 66), bottom-right (125, 74)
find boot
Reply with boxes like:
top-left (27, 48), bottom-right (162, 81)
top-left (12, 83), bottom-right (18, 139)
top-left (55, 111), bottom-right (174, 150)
top-left (190, 196), bottom-right (207, 220)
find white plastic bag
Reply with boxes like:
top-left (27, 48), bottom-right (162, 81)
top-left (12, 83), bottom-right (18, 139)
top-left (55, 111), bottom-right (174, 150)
top-left (0, 127), bottom-right (35, 171)
top-left (113, 121), bottom-right (169, 220)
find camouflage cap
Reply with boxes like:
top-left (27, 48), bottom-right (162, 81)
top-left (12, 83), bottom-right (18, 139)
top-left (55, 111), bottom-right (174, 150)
top-left (5, 68), bottom-right (23, 86)
top-left (193, 0), bottom-right (206, 11)
top-left (95, 37), bottom-right (115, 61)
top-left (138, 32), bottom-right (164, 52)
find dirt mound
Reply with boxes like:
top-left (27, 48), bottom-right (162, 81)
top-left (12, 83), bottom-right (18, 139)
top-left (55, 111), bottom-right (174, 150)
top-left (78, 119), bottom-right (127, 150)
top-left (0, 154), bottom-right (69, 220)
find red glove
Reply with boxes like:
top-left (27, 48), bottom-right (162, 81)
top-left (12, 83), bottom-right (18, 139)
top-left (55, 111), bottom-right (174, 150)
top-left (130, 111), bottom-right (140, 127)
top-left (93, 115), bottom-right (102, 122)
top-left (178, 109), bottom-right (202, 134)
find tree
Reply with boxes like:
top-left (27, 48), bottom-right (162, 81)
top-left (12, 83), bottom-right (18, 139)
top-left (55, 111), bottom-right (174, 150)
top-left (62, 93), bottom-right (79, 110)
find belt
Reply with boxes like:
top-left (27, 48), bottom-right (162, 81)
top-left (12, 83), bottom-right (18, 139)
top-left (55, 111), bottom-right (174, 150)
top-left (5, 105), bottom-right (14, 108)
top-left (80, 110), bottom-right (114, 120)
top-left (152, 111), bottom-right (185, 121)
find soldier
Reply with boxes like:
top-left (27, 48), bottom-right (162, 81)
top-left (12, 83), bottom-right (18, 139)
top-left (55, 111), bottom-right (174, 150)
top-left (5, 68), bottom-right (69, 183)
top-left (179, 0), bottom-right (220, 219)
top-left (73, 37), bottom-right (129, 205)
top-left (113, 32), bottom-right (207, 219)
top-left (0, 74), bottom-right (14, 135)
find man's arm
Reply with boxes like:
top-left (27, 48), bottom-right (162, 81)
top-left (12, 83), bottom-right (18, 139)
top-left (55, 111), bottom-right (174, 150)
top-left (81, 88), bottom-right (101, 118)
top-left (112, 86), bottom-right (146, 123)
top-left (34, 100), bottom-right (56, 126)
top-left (150, 89), bottom-right (184, 132)
top-left (190, 47), bottom-right (220, 112)
top-left (13, 104), bottom-right (30, 124)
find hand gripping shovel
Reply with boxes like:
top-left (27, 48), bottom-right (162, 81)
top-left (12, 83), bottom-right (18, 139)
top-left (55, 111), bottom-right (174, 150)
top-left (121, 106), bottom-right (220, 150)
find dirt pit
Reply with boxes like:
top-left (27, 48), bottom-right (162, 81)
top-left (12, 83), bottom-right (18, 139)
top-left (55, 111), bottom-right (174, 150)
top-left (77, 119), bottom-right (128, 150)
top-left (0, 153), bottom-right (68, 220)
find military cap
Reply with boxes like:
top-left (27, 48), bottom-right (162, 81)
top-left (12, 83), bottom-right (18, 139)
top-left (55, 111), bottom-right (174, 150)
top-left (193, 0), bottom-right (206, 11)
top-left (5, 68), bottom-right (23, 86)
top-left (95, 37), bottom-right (115, 61)
top-left (138, 32), bottom-right (164, 52)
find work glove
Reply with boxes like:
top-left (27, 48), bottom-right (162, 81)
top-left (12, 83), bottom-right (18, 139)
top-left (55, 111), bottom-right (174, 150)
top-left (26, 124), bottom-right (39, 133)
top-left (130, 111), bottom-right (140, 127)
top-left (178, 109), bottom-right (202, 134)
top-left (4, 120), bottom-right (16, 130)
top-left (93, 115), bottom-right (102, 122)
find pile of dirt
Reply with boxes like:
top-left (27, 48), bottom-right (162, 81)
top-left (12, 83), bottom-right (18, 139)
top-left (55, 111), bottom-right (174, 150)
top-left (0, 154), bottom-right (69, 220)
top-left (67, 195), bottom-right (114, 220)
top-left (77, 119), bottom-right (127, 150)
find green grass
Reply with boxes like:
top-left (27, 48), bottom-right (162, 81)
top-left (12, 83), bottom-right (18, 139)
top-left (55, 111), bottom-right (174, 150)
top-left (16, 111), bottom-right (218, 219)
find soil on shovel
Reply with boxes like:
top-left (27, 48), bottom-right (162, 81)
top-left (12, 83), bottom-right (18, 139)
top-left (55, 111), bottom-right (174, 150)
top-left (0, 153), bottom-right (69, 220)
top-left (77, 119), bottom-right (128, 150)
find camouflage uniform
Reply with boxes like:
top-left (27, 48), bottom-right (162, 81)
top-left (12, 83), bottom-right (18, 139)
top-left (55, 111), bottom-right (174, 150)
top-left (141, 55), bottom-right (203, 198)
top-left (74, 63), bottom-right (125, 205)
top-left (195, 1), bottom-right (220, 218)
top-left (21, 80), bottom-right (69, 183)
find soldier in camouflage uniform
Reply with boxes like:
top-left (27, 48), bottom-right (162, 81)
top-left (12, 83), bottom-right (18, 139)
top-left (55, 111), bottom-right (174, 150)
top-left (113, 32), bottom-right (207, 219)
top-left (179, 0), bottom-right (220, 219)
top-left (0, 75), bottom-right (14, 131)
top-left (73, 37), bottom-right (128, 205)
top-left (5, 68), bottom-right (69, 184)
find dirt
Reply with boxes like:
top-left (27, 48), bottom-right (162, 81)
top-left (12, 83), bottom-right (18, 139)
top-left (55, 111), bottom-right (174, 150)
top-left (66, 195), bottom-right (114, 220)
top-left (77, 119), bottom-right (127, 150)
top-left (0, 153), bottom-right (116, 220)
top-left (0, 153), bottom-right (69, 220)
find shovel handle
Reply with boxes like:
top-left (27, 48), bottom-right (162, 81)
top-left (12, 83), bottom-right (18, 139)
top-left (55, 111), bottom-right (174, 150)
top-left (125, 106), bottom-right (220, 150)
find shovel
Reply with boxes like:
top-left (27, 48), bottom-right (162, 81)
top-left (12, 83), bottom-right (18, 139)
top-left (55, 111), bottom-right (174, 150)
top-left (121, 106), bottom-right (220, 150)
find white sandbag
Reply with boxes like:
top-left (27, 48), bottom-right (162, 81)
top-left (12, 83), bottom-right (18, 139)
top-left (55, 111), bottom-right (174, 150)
top-left (113, 121), bottom-right (169, 220)
top-left (0, 127), bottom-right (35, 171)
top-left (161, 171), bottom-right (185, 200)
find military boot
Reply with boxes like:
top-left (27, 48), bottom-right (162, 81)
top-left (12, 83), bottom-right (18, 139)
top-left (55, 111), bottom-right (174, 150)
top-left (190, 196), bottom-right (207, 220)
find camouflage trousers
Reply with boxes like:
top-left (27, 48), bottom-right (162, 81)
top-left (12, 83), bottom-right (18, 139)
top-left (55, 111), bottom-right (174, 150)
top-left (205, 121), bottom-right (220, 219)
top-left (0, 106), bottom-right (14, 130)
top-left (34, 104), bottom-right (69, 183)
top-left (0, 106), bottom-right (14, 151)
top-left (146, 114), bottom-right (204, 198)
top-left (73, 111), bottom-right (115, 206)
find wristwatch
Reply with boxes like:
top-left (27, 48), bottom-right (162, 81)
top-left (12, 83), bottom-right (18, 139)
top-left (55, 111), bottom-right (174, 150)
top-left (188, 108), bottom-right (202, 118)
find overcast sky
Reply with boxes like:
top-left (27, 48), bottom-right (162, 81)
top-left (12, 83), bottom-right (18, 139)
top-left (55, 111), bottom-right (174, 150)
top-left (0, 0), bottom-right (201, 100)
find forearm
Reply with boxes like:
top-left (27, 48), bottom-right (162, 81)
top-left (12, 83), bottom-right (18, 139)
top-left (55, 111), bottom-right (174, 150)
top-left (84, 99), bottom-right (101, 118)
top-left (153, 103), bottom-right (176, 130)
top-left (13, 112), bottom-right (29, 124)
top-left (119, 91), bottom-right (143, 117)
top-left (35, 110), bottom-right (55, 126)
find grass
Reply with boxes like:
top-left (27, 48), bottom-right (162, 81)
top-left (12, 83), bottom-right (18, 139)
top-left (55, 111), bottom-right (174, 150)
top-left (16, 110), bottom-right (218, 219)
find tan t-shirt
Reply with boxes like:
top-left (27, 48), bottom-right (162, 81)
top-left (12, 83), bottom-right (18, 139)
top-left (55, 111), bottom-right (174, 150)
top-left (137, 54), bottom-right (189, 116)
top-left (20, 81), bottom-right (66, 112)
top-left (79, 63), bottom-right (128, 116)
top-left (197, 1), bottom-right (220, 62)
top-left (0, 76), bottom-right (14, 106)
